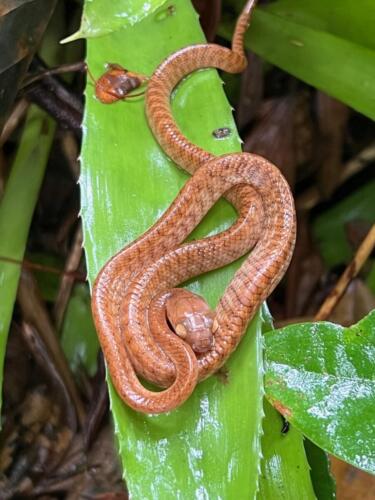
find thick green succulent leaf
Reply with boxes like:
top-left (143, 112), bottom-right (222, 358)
top-left (256, 305), bottom-right (317, 499)
top-left (64, 0), bottom-right (167, 41)
top-left (81, 0), bottom-right (264, 497)
top-left (81, 0), bottom-right (315, 496)
top-left (264, 310), bottom-right (375, 475)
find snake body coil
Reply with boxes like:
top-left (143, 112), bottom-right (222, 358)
top-left (92, 0), bottom-right (296, 414)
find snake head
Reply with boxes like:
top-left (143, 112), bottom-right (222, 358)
top-left (175, 313), bottom-right (214, 353)
top-left (166, 289), bottom-right (215, 353)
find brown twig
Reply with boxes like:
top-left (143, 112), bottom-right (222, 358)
top-left (314, 224), bottom-right (375, 321)
top-left (0, 99), bottom-right (29, 146)
top-left (17, 270), bottom-right (86, 426)
top-left (23, 58), bottom-right (83, 136)
top-left (21, 321), bottom-right (77, 432)
top-left (61, 130), bottom-right (80, 179)
top-left (297, 142), bottom-right (375, 211)
top-left (53, 224), bottom-right (84, 331)
top-left (0, 254), bottom-right (86, 281)
top-left (21, 62), bottom-right (86, 88)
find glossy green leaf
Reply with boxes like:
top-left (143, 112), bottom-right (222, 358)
top-left (221, 1), bottom-right (375, 119)
top-left (61, 284), bottom-right (99, 376)
top-left (81, 0), bottom-right (264, 497)
top-left (312, 180), bottom-right (375, 268)
top-left (259, 0), bottom-right (375, 51)
top-left (258, 401), bottom-right (316, 500)
top-left (304, 439), bottom-right (336, 500)
top-left (264, 310), bottom-right (375, 474)
top-left (81, 0), bottom-right (315, 496)
top-left (63, 0), bottom-right (166, 42)
top-left (258, 307), bottom-right (317, 500)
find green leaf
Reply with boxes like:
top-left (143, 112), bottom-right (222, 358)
top-left (63, 0), bottom-right (167, 41)
top-left (312, 180), bottom-right (375, 268)
top-left (61, 284), bottom-right (99, 377)
top-left (264, 310), bottom-right (375, 475)
top-left (26, 252), bottom-right (63, 301)
top-left (221, 1), bottom-right (375, 119)
top-left (0, 107), bottom-right (55, 410)
top-left (81, 0), bottom-right (264, 497)
top-left (259, 0), bottom-right (375, 51)
top-left (258, 401), bottom-right (317, 500)
top-left (304, 439), bottom-right (336, 500)
top-left (81, 0), bottom-right (315, 496)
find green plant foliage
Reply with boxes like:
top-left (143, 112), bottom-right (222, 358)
top-left (64, 0), bottom-right (166, 41)
top-left (80, 0), bottom-right (314, 496)
top-left (264, 310), bottom-right (375, 475)
top-left (258, 401), bottom-right (316, 500)
top-left (312, 181), bottom-right (375, 268)
top-left (0, 6), bottom-right (64, 413)
top-left (222, 0), bottom-right (375, 119)
top-left (27, 252), bottom-right (63, 301)
top-left (61, 284), bottom-right (99, 376)
top-left (304, 439), bottom-right (336, 500)
top-left (0, 107), bottom-right (55, 408)
top-left (258, 0), bottom-right (375, 51)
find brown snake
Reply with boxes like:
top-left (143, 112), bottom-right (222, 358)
top-left (91, 0), bottom-right (296, 414)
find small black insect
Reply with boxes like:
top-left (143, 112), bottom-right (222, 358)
top-left (281, 415), bottom-right (290, 434)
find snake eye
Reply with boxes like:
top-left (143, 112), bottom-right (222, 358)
top-left (175, 323), bottom-right (187, 339)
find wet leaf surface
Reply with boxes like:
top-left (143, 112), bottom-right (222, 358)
top-left (264, 310), bottom-right (375, 474)
top-left (81, 0), bottom-right (265, 497)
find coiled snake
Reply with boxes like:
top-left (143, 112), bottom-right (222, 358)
top-left (91, 0), bottom-right (296, 414)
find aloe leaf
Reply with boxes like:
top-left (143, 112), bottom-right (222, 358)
top-left (70, 0), bottom-right (166, 40)
top-left (264, 310), bottom-right (375, 475)
top-left (81, 0), bottom-right (265, 497)
top-left (81, 0), bottom-right (317, 496)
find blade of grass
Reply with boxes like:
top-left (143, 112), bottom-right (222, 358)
top-left (0, 106), bottom-right (55, 407)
